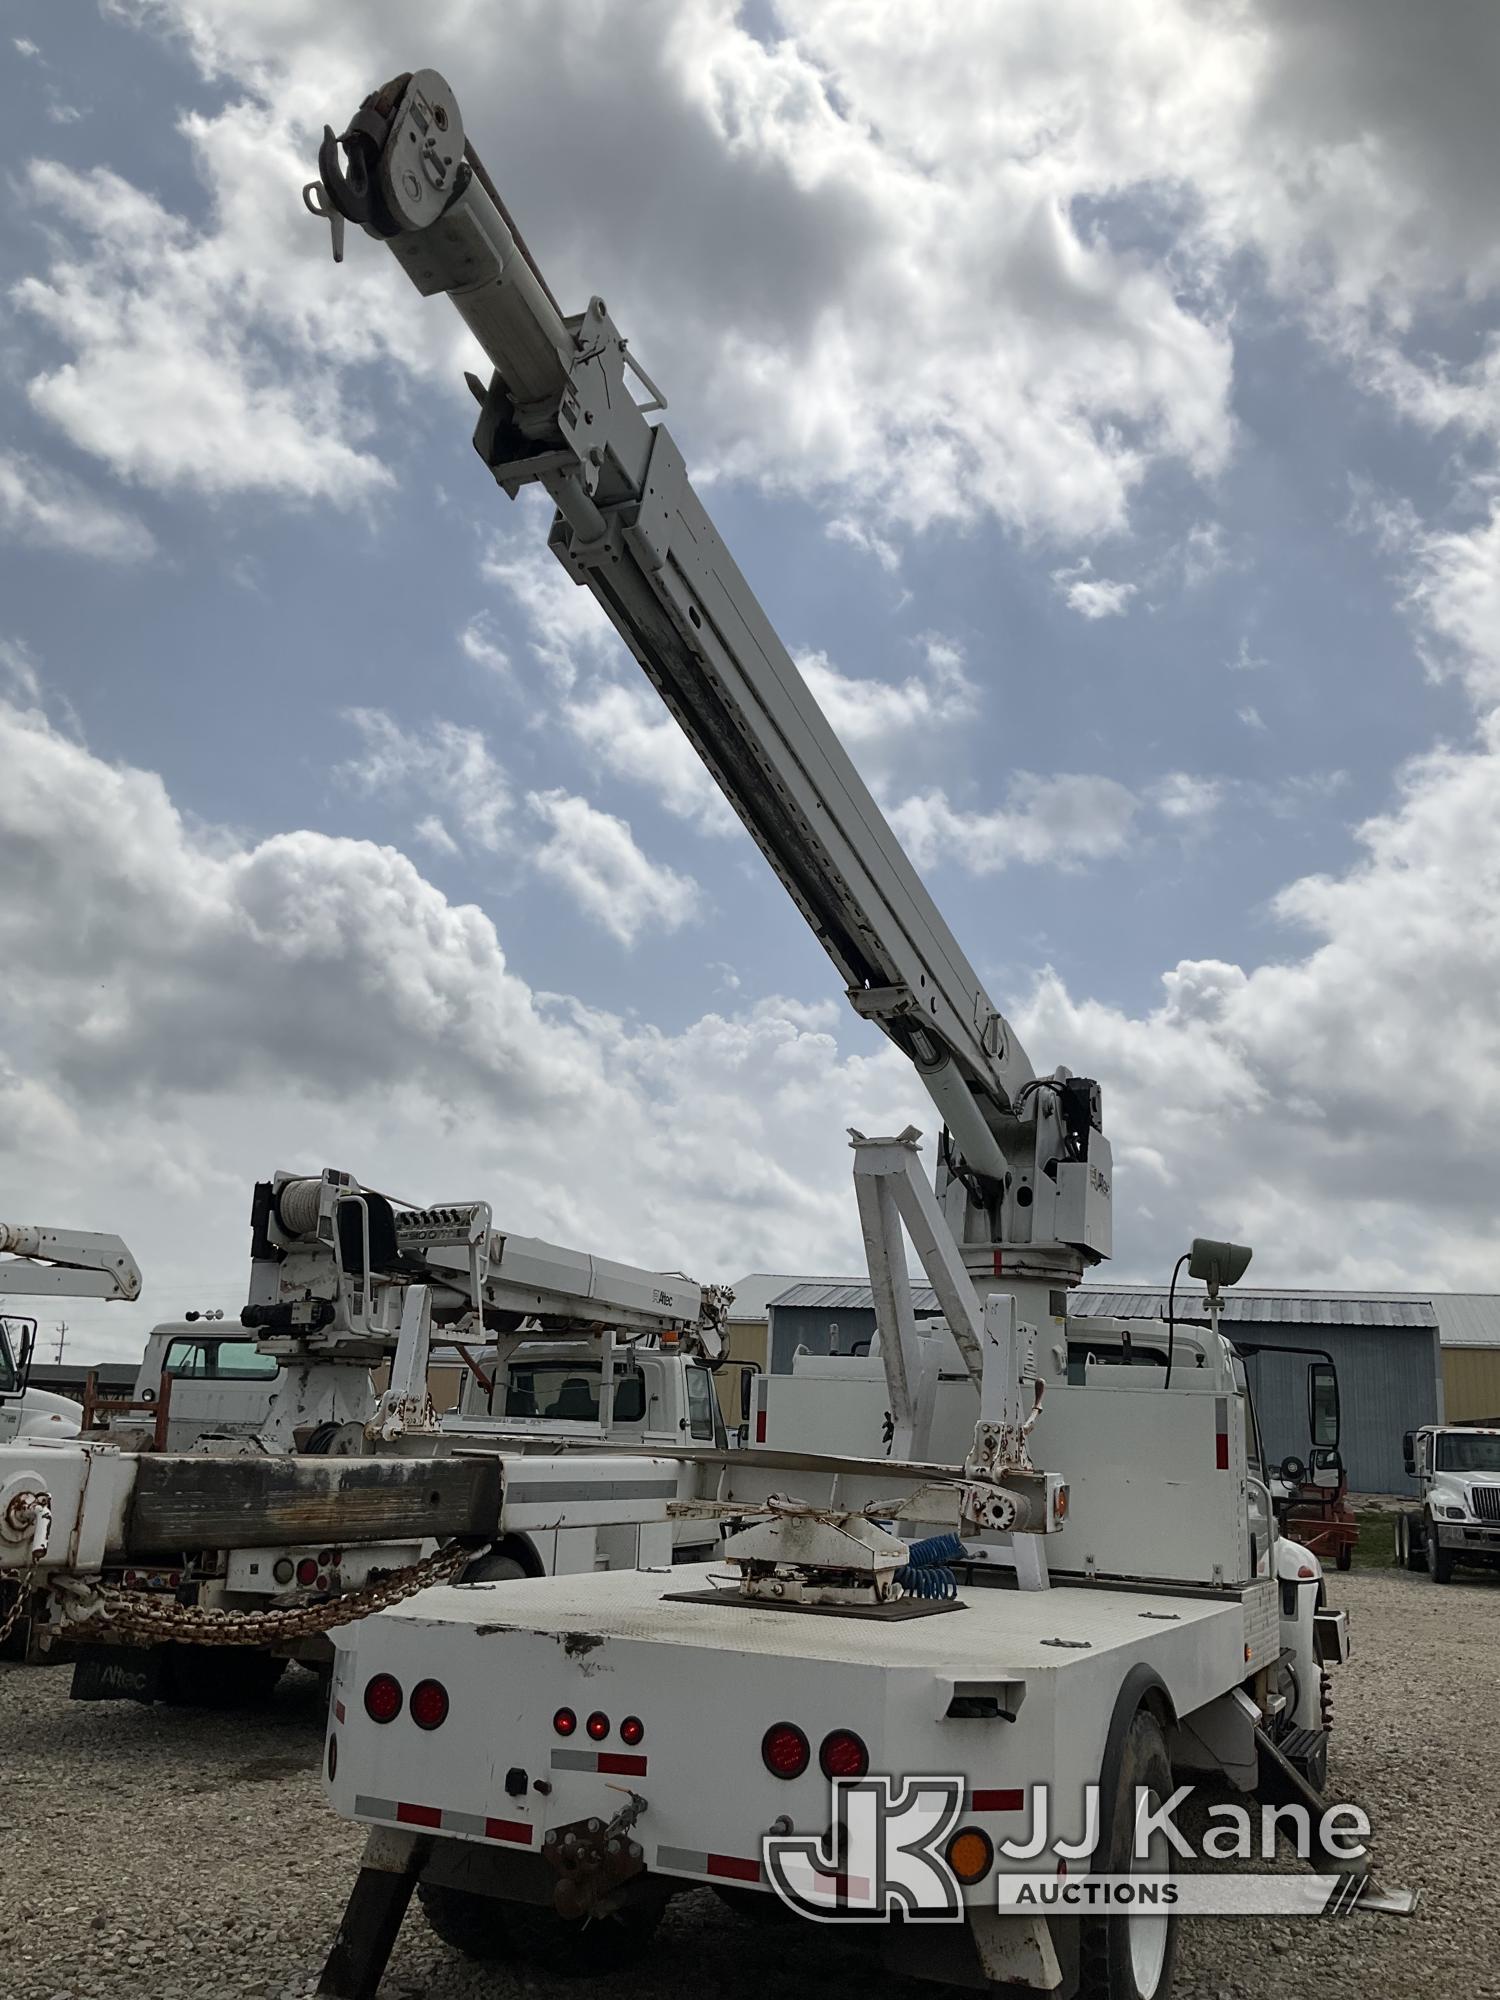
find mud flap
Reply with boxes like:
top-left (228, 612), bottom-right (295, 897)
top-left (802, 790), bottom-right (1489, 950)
top-left (70, 1643), bottom-right (167, 1704)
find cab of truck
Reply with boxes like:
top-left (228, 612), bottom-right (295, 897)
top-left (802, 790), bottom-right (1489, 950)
top-left (455, 1336), bottom-right (728, 1452)
top-left (128, 1319), bottom-right (282, 1451)
top-left (1398, 1423), bottom-right (1500, 1581)
top-left (0, 1314), bottom-right (83, 1443)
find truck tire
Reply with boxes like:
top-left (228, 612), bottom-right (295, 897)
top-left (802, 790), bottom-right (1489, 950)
top-left (161, 1644), bottom-right (286, 1708)
top-left (1426, 1522), bottom-right (1455, 1585)
top-left (1335, 1541), bottom-right (1352, 1572)
top-left (416, 1882), bottom-right (510, 1961)
top-left (418, 1883), bottom-right (663, 1973)
top-left (461, 1548), bottom-right (529, 1585)
top-left (1402, 1514), bottom-right (1426, 1572)
top-left (501, 1896), bottom-right (663, 1975)
top-left (712, 1883), bottom-right (798, 1925)
top-left (1080, 1707), bottom-right (1178, 2000)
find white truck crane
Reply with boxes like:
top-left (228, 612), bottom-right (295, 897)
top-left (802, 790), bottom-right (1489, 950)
top-left (0, 1223), bottom-right (142, 1654)
top-left (0, 1223), bottom-right (143, 1446)
top-left (302, 67), bottom-right (1406, 2000)
top-left (0, 1168), bottom-right (730, 1705)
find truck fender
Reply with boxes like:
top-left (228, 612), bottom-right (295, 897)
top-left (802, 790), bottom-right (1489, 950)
top-left (1092, 1663), bottom-right (1177, 1844)
top-left (1274, 1535), bottom-right (1324, 1732)
top-left (463, 1534), bottom-right (544, 1583)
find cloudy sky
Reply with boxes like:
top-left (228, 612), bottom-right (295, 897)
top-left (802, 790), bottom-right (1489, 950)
top-left (2, 1), bottom-right (1498, 1361)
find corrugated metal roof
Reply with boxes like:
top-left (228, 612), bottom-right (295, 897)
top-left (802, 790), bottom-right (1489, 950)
top-left (1424, 1295), bottom-right (1500, 1349)
top-left (769, 1280), bottom-right (1443, 1332)
top-left (1071, 1287), bottom-right (1437, 1329)
top-left (726, 1274), bottom-right (869, 1321)
top-left (765, 1277), bottom-right (1500, 1344)
top-left (771, 1281), bottom-right (940, 1313)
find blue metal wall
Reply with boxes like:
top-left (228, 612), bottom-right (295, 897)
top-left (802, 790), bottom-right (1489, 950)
top-left (1238, 1325), bottom-right (1440, 1495)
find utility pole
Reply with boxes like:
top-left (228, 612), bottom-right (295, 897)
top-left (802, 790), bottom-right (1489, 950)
top-left (53, 1319), bottom-right (67, 1367)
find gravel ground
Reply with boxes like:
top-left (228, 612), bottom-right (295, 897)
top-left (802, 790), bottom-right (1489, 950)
top-left (2, 1566), bottom-right (1497, 2000)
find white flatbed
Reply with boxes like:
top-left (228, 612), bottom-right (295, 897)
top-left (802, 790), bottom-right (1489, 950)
top-left (329, 1563), bottom-right (1280, 1887)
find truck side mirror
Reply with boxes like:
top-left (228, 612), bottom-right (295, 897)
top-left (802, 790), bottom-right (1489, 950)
top-left (1402, 1430), bottom-right (1416, 1477)
top-left (15, 1318), bottom-right (36, 1395)
top-left (738, 1364), bottom-right (759, 1425)
top-left (1308, 1361), bottom-right (1339, 1450)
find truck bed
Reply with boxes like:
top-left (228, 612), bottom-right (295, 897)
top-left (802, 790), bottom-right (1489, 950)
top-left (383, 1562), bottom-right (1257, 1677)
top-left (328, 1563), bottom-right (1281, 1896)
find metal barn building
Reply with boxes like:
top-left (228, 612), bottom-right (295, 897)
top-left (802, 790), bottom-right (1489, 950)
top-left (766, 1281), bottom-right (1474, 1495)
top-left (1069, 1289), bottom-right (1442, 1495)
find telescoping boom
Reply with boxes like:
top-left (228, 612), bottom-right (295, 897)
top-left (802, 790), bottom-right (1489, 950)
top-left (307, 69), bottom-right (1112, 1338)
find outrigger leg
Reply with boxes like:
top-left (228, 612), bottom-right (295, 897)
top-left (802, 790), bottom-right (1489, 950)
top-left (316, 1828), bottom-right (430, 1999)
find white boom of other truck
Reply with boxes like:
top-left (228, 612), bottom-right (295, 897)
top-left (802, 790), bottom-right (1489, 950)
top-left (0, 1223), bottom-right (141, 1447)
top-left (0, 1169), bottom-right (732, 1702)
top-left (300, 67), bottom-right (1408, 2000)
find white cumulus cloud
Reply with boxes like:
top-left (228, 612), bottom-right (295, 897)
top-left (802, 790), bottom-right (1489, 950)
top-left (528, 789), bottom-right (703, 945)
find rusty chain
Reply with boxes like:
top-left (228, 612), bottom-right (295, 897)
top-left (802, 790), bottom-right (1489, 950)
top-left (57, 1538), bottom-right (486, 1648)
top-left (0, 1562), bottom-right (37, 1648)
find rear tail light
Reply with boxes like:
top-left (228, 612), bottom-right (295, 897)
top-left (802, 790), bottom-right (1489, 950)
top-left (586, 1711), bottom-right (610, 1742)
top-left (410, 1679), bottom-right (449, 1730)
top-left (761, 1722), bottom-right (810, 1779)
top-left (819, 1729), bottom-right (869, 1779)
top-left (363, 1673), bottom-right (402, 1724)
top-left (553, 1707), bottom-right (577, 1737)
top-left (296, 1557), bottom-right (319, 1586)
top-left (620, 1715), bottom-right (645, 1747)
top-left (273, 1558), bottom-right (294, 1584)
top-left (946, 1827), bottom-right (994, 1884)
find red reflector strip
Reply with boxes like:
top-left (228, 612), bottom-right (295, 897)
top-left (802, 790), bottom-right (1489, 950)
top-left (970, 1788), bottom-right (1025, 1813)
top-left (707, 1853), bottom-right (761, 1883)
top-left (1215, 1396), bottom-right (1230, 1470)
top-left (993, 1251), bottom-right (1004, 1275)
top-left (396, 1802), bottom-right (442, 1829)
top-left (1215, 1432), bottom-right (1230, 1470)
top-left (755, 1409), bottom-right (767, 1444)
top-left (333, 1700), bottom-right (346, 1724)
top-left (597, 1752), bottom-right (648, 1777)
top-left (485, 1817), bottom-right (534, 1846)
top-left (811, 1871), bottom-right (872, 1899)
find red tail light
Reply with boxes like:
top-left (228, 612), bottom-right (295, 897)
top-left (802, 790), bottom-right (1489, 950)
top-left (363, 1673), bottom-right (402, 1724)
top-left (620, 1715), bottom-right (645, 1747)
top-left (553, 1707), bottom-right (577, 1737)
top-left (410, 1679), bottom-right (449, 1730)
top-left (586, 1711), bottom-right (610, 1741)
top-left (819, 1729), bottom-right (869, 1779)
top-left (761, 1722), bottom-right (810, 1779)
top-left (296, 1557), bottom-right (319, 1586)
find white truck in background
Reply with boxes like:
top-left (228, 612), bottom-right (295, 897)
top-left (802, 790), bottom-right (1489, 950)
top-left (300, 68), bottom-right (1404, 2000)
top-left (0, 1223), bottom-right (143, 1447)
top-left (0, 1168), bottom-right (732, 1707)
top-left (1395, 1422), bottom-right (1500, 1582)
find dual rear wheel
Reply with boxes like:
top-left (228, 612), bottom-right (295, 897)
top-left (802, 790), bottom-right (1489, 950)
top-left (417, 1882), bottom-right (662, 1975)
